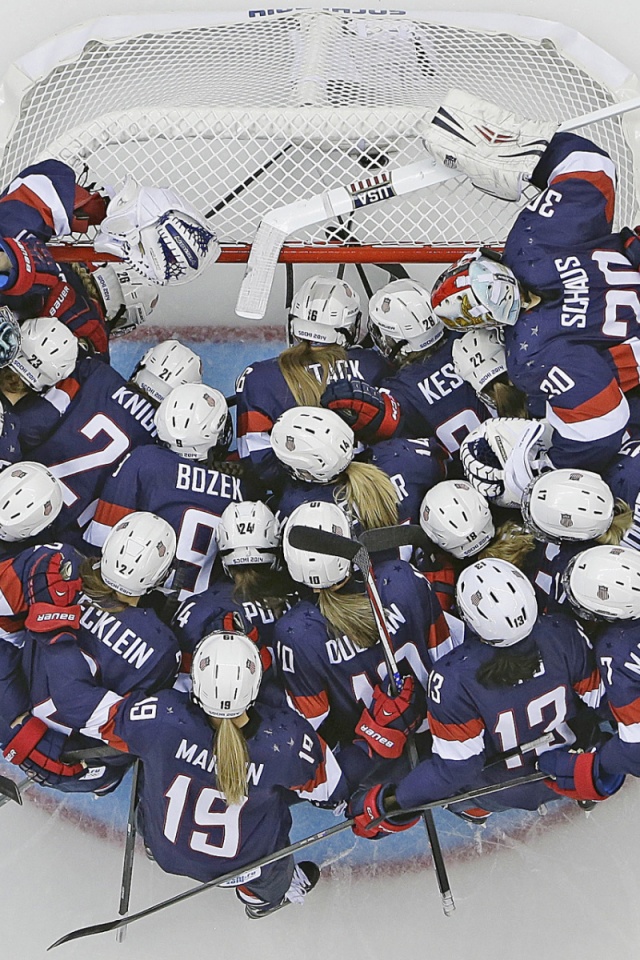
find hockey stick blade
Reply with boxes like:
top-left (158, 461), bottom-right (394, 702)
top-left (0, 773), bottom-right (23, 805)
top-left (48, 770), bottom-right (547, 949)
top-left (287, 525), bottom-right (361, 561)
top-left (359, 524), bottom-right (432, 553)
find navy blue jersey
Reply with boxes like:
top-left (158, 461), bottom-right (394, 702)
top-left (521, 539), bottom-right (587, 613)
top-left (84, 444), bottom-right (250, 598)
top-left (21, 598), bottom-right (181, 736)
top-left (378, 336), bottom-right (492, 457)
top-left (503, 133), bottom-right (640, 470)
top-left (395, 613), bottom-right (602, 810)
top-left (273, 559), bottom-right (451, 746)
top-left (236, 347), bottom-right (390, 488)
top-left (0, 404), bottom-right (21, 467)
top-left (604, 439), bottom-right (640, 551)
top-left (28, 357), bottom-right (157, 536)
top-left (93, 689), bottom-right (344, 882)
top-left (594, 619), bottom-right (640, 777)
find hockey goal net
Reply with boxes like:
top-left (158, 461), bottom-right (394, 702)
top-left (0, 8), bottom-right (639, 264)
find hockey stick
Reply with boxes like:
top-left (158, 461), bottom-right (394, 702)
top-left (287, 525), bottom-right (455, 915)
top-left (204, 144), bottom-right (295, 219)
top-left (115, 759), bottom-right (141, 943)
top-left (235, 95), bottom-right (640, 319)
top-left (48, 768), bottom-right (547, 949)
top-left (360, 524), bottom-right (433, 554)
top-left (0, 771), bottom-right (24, 805)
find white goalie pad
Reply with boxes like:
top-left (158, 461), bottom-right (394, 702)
top-left (426, 90), bottom-right (559, 201)
top-left (94, 179), bottom-right (220, 285)
top-left (484, 418), bottom-right (553, 505)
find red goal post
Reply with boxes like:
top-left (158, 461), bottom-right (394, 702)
top-left (1, 9), bottom-right (639, 289)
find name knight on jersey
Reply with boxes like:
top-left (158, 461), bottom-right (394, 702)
top-left (555, 256), bottom-right (590, 328)
top-left (176, 463), bottom-right (243, 499)
top-left (111, 386), bottom-right (157, 435)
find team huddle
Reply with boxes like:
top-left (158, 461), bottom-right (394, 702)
top-left (2, 90), bottom-right (640, 919)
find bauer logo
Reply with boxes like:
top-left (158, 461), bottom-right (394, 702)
top-left (348, 172), bottom-right (396, 209)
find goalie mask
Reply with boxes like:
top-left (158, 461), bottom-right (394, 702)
top-left (92, 262), bottom-right (160, 338)
top-left (283, 500), bottom-right (352, 589)
top-left (522, 469), bottom-right (615, 544)
top-left (0, 461), bottom-right (63, 542)
top-left (216, 501), bottom-right (282, 571)
top-left (456, 558), bottom-right (538, 646)
top-left (9, 317), bottom-right (78, 392)
top-left (451, 328), bottom-right (507, 407)
top-left (101, 511), bottom-right (176, 597)
top-left (368, 278), bottom-right (444, 360)
top-left (563, 545), bottom-right (640, 621)
top-left (288, 276), bottom-right (361, 347)
top-left (155, 384), bottom-right (232, 461)
top-left (0, 307), bottom-right (21, 368)
top-left (131, 339), bottom-right (203, 405)
top-left (420, 480), bottom-right (494, 559)
top-left (271, 407), bottom-right (354, 483)
top-left (191, 630), bottom-right (262, 719)
top-left (431, 254), bottom-right (521, 331)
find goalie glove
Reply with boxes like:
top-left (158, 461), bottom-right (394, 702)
top-left (484, 418), bottom-right (553, 505)
top-left (425, 89), bottom-right (558, 202)
top-left (460, 424), bottom-right (513, 507)
top-left (94, 179), bottom-right (220, 286)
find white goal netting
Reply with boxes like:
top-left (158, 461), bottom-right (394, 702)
top-left (0, 9), bottom-right (639, 255)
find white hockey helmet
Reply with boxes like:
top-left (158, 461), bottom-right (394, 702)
top-left (0, 461), bottom-right (63, 542)
top-left (456, 558), bottom-right (538, 646)
top-left (431, 254), bottom-right (521, 331)
top-left (155, 383), bottom-right (232, 461)
top-left (522, 469), bottom-right (615, 544)
top-left (451, 328), bottom-right (507, 405)
top-left (191, 629), bottom-right (262, 719)
top-left (283, 500), bottom-right (352, 589)
top-left (563, 545), bottom-right (640, 621)
top-left (271, 406), bottom-right (354, 483)
top-left (131, 339), bottom-right (203, 405)
top-left (420, 480), bottom-right (495, 559)
top-left (288, 275), bottom-right (361, 347)
top-left (368, 278), bottom-right (444, 359)
top-left (216, 500), bottom-right (282, 571)
top-left (101, 511), bottom-right (177, 597)
top-left (92, 262), bottom-right (160, 337)
top-left (9, 317), bottom-right (78, 391)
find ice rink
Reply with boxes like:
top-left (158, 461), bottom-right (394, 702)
top-left (2, 1), bottom-right (640, 958)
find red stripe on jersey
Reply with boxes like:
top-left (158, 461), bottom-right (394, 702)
top-left (428, 712), bottom-right (484, 742)
top-left (610, 696), bottom-right (640, 726)
top-left (0, 559), bottom-right (26, 615)
top-left (290, 690), bottom-right (330, 721)
top-left (551, 378), bottom-right (622, 424)
top-left (92, 500), bottom-right (134, 528)
top-left (551, 170), bottom-right (615, 224)
top-left (53, 375), bottom-right (82, 403)
top-left (608, 343), bottom-right (640, 392)
top-left (427, 613), bottom-right (451, 651)
top-left (237, 410), bottom-right (274, 436)
top-left (290, 758), bottom-right (329, 795)
top-left (573, 668), bottom-right (601, 697)
top-left (99, 700), bottom-right (129, 753)
top-left (2, 184), bottom-right (55, 230)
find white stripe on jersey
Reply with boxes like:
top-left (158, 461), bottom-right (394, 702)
top-left (432, 730), bottom-right (484, 762)
top-left (547, 151), bottom-right (617, 190)
top-left (546, 393), bottom-right (629, 444)
top-left (617, 720), bottom-right (640, 744)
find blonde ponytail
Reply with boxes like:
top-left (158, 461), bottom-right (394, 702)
top-left (336, 462), bottom-right (399, 530)
top-left (597, 498), bottom-right (633, 545)
top-left (213, 720), bottom-right (249, 806)
top-left (278, 342), bottom-right (347, 407)
top-left (478, 520), bottom-right (536, 569)
top-left (318, 589), bottom-right (378, 649)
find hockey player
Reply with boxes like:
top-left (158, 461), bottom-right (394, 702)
top-left (1, 513), bottom-right (181, 794)
top-left (275, 500), bottom-right (452, 753)
top-left (84, 383), bottom-right (248, 598)
top-left (75, 629), bottom-right (346, 917)
top-left (126, 339), bottom-right (203, 406)
top-left (270, 406), bottom-right (446, 532)
top-left (319, 278), bottom-right (493, 463)
top-left (0, 401), bottom-right (21, 468)
top-left (451, 327), bottom-right (528, 419)
top-left (427, 90), bottom-right (640, 472)
top-left (537, 545), bottom-right (640, 798)
top-left (0, 460), bottom-right (65, 560)
top-left (603, 438), bottom-right (640, 552)
top-left (348, 558), bottom-right (612, 838)
top-left (235, 275), bottom-right (390, 491)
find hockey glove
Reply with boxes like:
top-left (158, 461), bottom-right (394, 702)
top-left (355, 676), bottom-right (426, 760)
top-left (321, 380), bottom-right (401, 443)
top-left (538, 748), bottom-right (625, 802)
top-left (24, 546), bottom-right (83, 635)
top-left (348, 783), bottom-right (419, 839)
top-left (3, 715), bottom-right (84, 786)
top-left (459, 427), bottom-right (509, 504)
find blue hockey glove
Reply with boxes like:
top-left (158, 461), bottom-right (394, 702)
top-left (538, 748), bottom-right (625, 802)
top-left (321, 379), bottom-right (401, 442)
